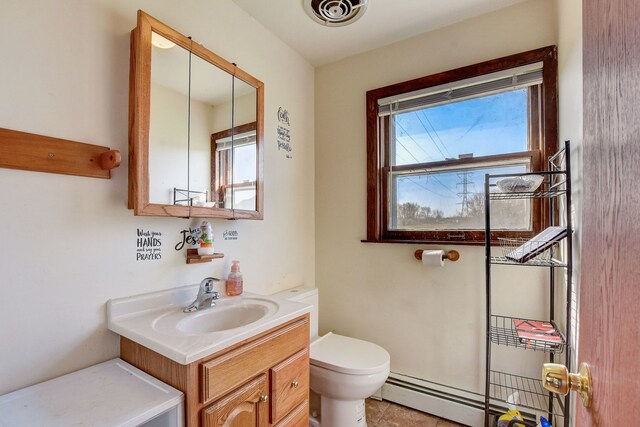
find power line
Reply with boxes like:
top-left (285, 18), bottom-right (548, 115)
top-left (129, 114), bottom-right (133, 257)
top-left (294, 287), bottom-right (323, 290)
top-left (414, 111), bottom-right (451, 160)
top-left (394, 136), bottom-right (421, 163)
top-left (455, 114), bottom-right (483, 143)
top-left (395, 120), bottom-right (435, 162)
top-left (414, 112), bottom-right (447, 159)
top-left (393, 128), bottom-right (457, 195)
top-left (393, 139), bottom-right (448, 198)
top-left (421, 111), bottom-right (454, 158)
top-left (394, 137), bottom-right (455, 197)
top-left (406, 176), bottom-right (448, 199)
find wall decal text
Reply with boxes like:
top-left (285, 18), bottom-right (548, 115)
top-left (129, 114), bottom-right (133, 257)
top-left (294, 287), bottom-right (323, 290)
top-left (277, 107), bottom-right (290, 126)
top-left (175, 227), bottom-right (200, 251)
top-left (277, 107), bottom-right (292, 159)
top-left (136, 229), bottom-right (162, 261)
top-left (223, 230), bottom-right (239, 241)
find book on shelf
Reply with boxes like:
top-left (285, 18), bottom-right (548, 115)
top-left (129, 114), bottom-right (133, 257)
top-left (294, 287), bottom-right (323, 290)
top-left (513, 319), bottom-right (562, 346)
top-left (504, 226), bottom-right (567, 263)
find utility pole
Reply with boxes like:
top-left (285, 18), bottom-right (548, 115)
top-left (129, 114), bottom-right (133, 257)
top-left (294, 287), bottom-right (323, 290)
top-left (457, 171), bottom-right (474, 216)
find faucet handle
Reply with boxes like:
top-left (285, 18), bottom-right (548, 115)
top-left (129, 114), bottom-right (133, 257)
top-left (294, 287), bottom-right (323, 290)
top-left (200, 277), bottom-right (220, 293)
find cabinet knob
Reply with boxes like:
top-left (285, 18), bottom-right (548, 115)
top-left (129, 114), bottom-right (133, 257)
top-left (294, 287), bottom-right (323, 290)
top-left (259, 395), bottom-right (269, 402)
top-left (291, 380), bottom-right (299, 388)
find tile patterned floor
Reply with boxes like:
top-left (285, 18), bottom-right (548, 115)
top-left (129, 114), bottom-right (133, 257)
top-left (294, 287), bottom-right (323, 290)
top-left (365, 398), bottom-right (468, 427)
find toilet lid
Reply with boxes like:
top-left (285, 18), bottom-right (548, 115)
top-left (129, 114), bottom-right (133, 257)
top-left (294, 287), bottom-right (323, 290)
top-left (310, 333), bottom-right (390, 375)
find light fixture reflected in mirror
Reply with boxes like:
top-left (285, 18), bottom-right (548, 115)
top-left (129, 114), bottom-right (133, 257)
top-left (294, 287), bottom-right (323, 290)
top-left (151, 32), bottom-right (176, 49)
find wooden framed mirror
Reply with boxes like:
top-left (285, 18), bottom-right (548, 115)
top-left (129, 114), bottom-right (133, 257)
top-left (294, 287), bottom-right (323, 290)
top-left (128, 10), bottom-right (264, 219)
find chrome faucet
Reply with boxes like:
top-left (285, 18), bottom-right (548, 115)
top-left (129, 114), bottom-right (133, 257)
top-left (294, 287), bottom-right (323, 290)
top-left (184, 277), bottom-right (221, 313)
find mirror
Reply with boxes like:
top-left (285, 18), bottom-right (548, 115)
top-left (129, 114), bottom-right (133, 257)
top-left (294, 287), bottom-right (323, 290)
top-left (148, 33), bottom-right (190, 207)
top-left (129, 11), bottom-right (264, 219)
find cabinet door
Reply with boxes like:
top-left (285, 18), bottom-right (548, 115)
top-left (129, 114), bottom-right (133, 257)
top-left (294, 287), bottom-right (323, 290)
top-left (270, 349), bottom-right (309, 424)
top-left (202, 374), bottom-right (269, 427)
top-left (273, 401), bottom-right (309, 427)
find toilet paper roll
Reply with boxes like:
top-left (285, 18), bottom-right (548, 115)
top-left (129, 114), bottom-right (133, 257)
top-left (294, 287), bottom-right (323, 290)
top-left (421, 250), bottom-right (445, 267)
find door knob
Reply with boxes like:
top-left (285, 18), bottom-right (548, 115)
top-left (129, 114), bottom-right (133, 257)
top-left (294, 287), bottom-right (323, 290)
top-left (259, 395), bottom-right (269, 402)
top-left (291, 380), bottom-right (299, 388)
top-left (542, 362), bottom-right (592, 407)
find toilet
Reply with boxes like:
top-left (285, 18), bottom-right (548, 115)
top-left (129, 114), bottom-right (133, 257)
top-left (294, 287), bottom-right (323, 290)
top-left (275, 286), bottom-right (390, 427)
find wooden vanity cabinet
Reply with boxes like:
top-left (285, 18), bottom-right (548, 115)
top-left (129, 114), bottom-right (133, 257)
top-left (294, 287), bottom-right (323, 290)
top-left (202, 374), bottom-right (269, 427)
top-left (120, 314), bottom-right (310, 427)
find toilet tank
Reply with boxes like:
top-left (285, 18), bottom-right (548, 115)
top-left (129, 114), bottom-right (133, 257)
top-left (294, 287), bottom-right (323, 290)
top-left (272, 286), bottom-right (319, 341)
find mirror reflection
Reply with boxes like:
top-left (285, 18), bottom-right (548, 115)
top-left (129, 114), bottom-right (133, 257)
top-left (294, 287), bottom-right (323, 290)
top-left (211, 78), bottom-right (258, 211)
top-left (148, 33), bottom-right (190, 206)
top-left (148, 31), bottom-right (257, 211)
top-left (188, 51), bottom-right (233, 208)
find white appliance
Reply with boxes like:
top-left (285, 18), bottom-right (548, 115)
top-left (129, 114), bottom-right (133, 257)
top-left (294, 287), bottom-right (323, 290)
top-left (0, 358), bottom-right (184, 427)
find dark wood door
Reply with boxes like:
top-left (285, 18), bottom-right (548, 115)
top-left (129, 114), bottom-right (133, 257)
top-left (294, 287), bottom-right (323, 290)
top-left (202, 374), bottom-right (269, 427)
top-left (578, 0), bottom-right (640, 424)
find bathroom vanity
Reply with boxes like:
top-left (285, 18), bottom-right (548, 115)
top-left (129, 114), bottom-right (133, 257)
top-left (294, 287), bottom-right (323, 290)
top-left (108, 286), bottom-right (311, 427)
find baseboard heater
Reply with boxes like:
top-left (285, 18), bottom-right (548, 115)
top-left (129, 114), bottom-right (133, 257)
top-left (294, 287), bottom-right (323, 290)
top-left (381, 373), bottom-right (538, 427)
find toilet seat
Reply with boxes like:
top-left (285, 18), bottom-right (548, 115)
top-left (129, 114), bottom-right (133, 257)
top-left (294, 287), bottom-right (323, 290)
top-left (310, 332), bottom-right (390, 375)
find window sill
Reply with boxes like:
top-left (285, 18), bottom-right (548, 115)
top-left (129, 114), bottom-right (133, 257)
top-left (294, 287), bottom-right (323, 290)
top-left (361, 238), bottom-right (486, 246)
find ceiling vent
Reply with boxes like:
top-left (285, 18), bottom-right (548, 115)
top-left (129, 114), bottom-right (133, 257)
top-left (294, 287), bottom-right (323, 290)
top-left (303, 0), bottom-right (368, 27)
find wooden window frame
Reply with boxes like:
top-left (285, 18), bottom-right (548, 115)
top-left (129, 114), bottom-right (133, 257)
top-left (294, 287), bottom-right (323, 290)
top-left (365, 46), bottom-right (558, 245)
top-left (211, 121), bottom-right (257, 209)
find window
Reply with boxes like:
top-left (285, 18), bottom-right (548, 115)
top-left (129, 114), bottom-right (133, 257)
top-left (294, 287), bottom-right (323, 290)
top-left (366, 46), bottom-right (557, 244)
top-left (211, 122), bottom-right (258, 210)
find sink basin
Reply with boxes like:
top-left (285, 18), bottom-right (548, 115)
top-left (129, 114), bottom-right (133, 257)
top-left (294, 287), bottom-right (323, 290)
top-left (108, 286), bottom-right (311, 364)
top-left (152, 298), bottom-right (279, 336)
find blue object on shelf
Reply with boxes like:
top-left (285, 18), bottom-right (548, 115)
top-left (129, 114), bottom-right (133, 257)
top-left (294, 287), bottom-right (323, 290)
top-left (539, 416), bottom-right (552, 427)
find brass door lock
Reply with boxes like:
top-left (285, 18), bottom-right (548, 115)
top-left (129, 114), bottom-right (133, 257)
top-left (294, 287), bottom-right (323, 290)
top-left (542, 363), bottom-right (592, 407)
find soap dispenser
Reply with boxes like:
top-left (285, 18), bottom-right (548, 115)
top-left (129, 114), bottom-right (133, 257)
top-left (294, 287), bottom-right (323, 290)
top-left (225, 260), bottom-right (243, 296)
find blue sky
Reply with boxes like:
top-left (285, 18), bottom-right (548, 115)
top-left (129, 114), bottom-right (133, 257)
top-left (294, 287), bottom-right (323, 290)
top-left (393, 89), bottom-right (528, 216)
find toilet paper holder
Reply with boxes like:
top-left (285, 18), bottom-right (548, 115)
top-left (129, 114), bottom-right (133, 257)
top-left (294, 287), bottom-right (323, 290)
top-left (414, 249), bottom-right (460, 262)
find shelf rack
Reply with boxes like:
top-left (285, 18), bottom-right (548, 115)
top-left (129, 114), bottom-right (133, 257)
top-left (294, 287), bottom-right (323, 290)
top-left (489, 257), bottom-right (567, 268)
top-left (489, 371), bottom-right (566, 418)
top-left (489, 315), bottom-right (565, 354)
top-left (483, 141), bottom-right (573, 427)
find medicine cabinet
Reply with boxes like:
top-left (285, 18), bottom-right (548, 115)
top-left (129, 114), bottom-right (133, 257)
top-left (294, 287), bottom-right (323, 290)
top-left (128, 10), bottom-right (264, 219)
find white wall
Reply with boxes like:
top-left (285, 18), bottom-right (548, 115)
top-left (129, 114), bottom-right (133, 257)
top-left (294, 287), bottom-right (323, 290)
top-left (0, 0), bottom-right (315, 395)
top-left (315, 0), bottom-right (558, 394)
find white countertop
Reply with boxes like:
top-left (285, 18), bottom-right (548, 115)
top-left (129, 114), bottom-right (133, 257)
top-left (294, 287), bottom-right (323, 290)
top-left (107, 285), bottom-right (311, 365)
top-left (0, 359), bottom-right (183, 427)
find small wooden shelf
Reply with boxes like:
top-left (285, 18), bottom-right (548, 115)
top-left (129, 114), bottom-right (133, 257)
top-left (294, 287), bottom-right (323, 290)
top-left (186, 249), bottom-right (224, 264)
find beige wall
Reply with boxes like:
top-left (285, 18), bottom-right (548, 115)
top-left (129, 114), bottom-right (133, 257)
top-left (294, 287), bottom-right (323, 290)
top-left (315, 0), bottom-right (558, 393)
top-left (557, 2), bottom-right (582, 423)
top-left (0, 0), bottom-right (314, 395)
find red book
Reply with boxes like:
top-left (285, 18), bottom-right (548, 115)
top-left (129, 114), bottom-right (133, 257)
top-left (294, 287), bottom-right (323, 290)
top-left (513, 319), bottom-right (562, 344)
